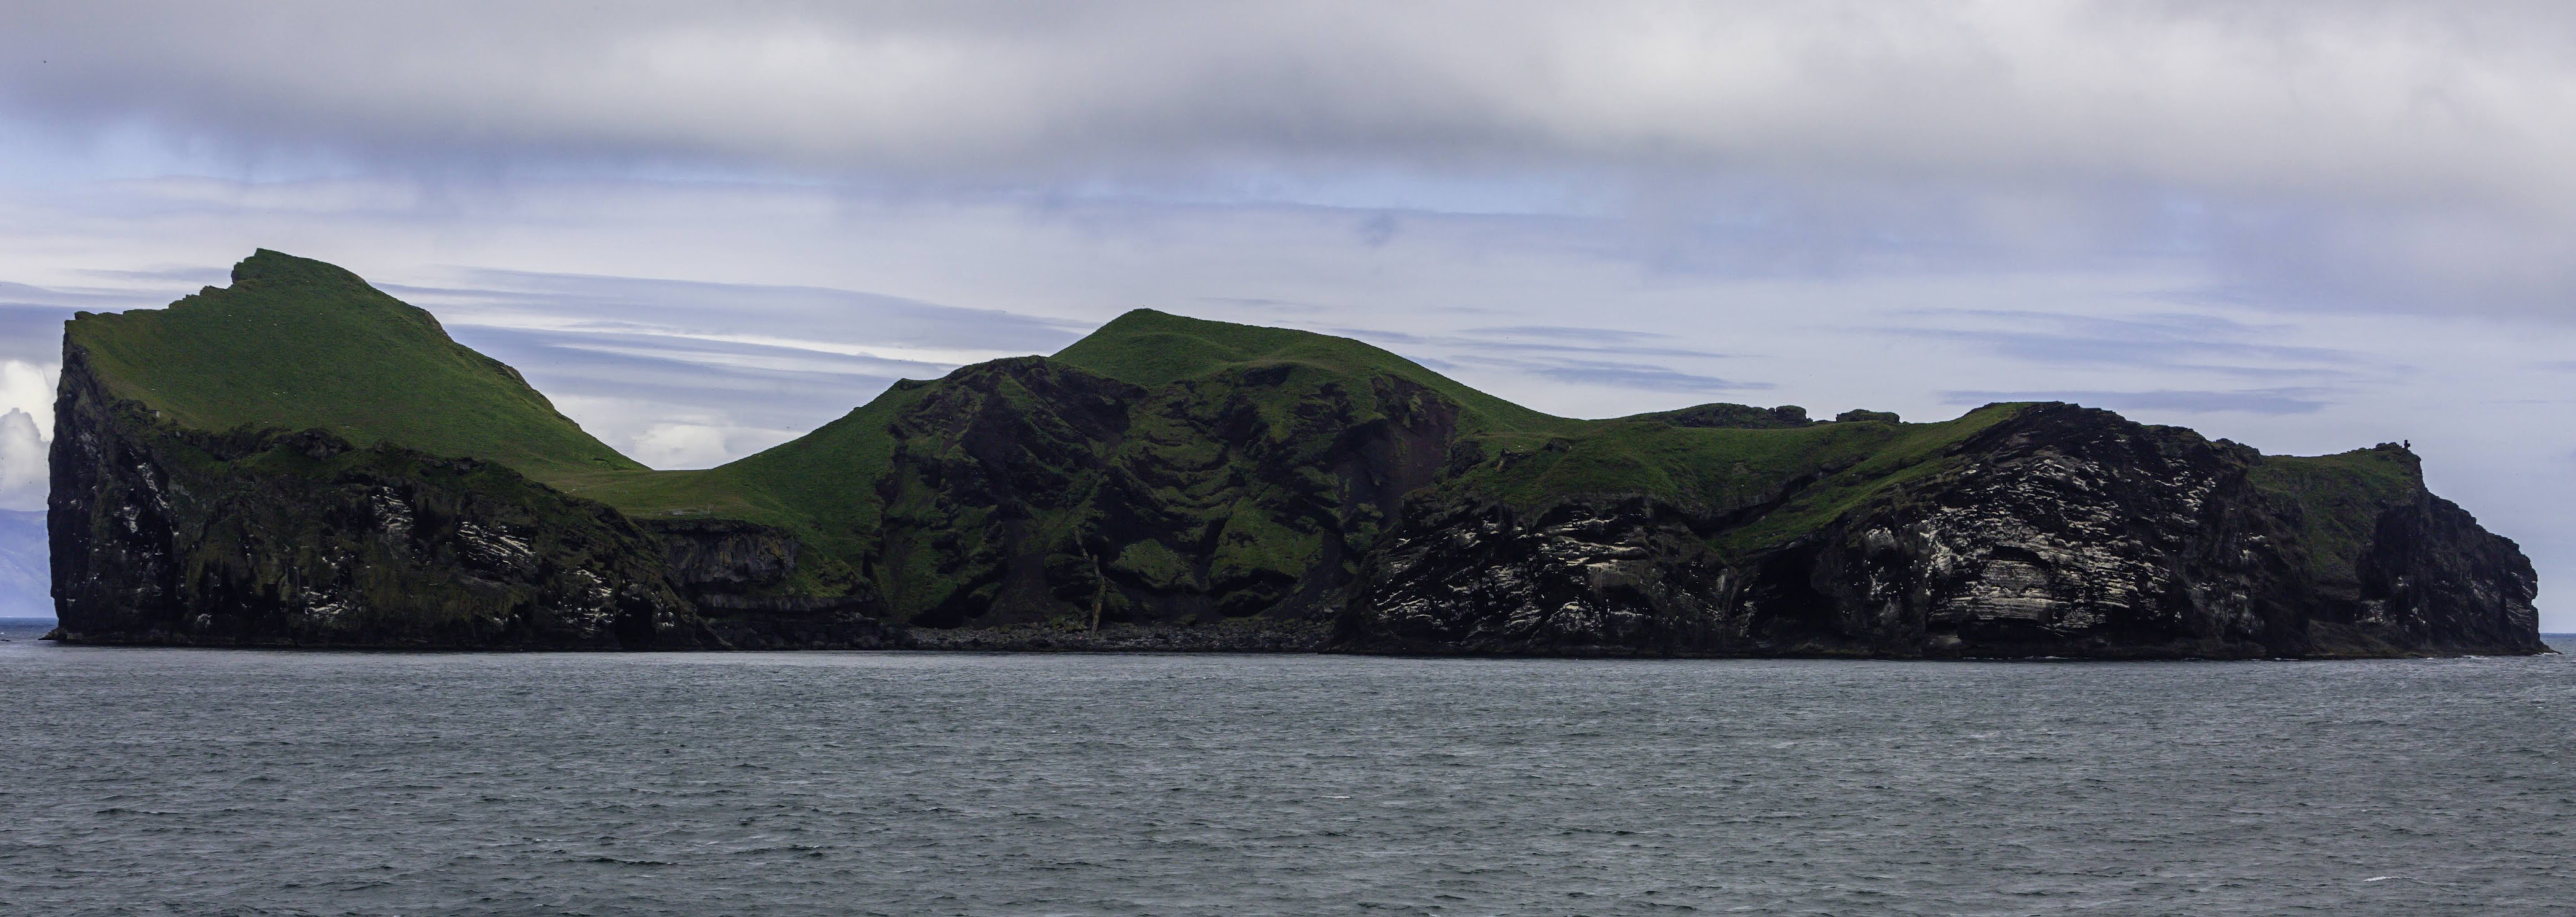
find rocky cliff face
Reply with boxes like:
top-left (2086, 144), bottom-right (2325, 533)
top-left (51, 345), bottom-right (2542, 657)
top-left (867, 357), bottom-right (1456, 631)
top-left (644, 518), bottom-right (901, 649)
top-left (46, 343), bottom-right (900, 649)
top-left (1340, 404), bottom-right (2543, 657)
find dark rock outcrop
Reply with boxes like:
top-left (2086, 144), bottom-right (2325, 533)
top-left (1636, 403), bottom-right (1816, 429)
top-left (1339, 404), bottom-right (2544, 658)
top-left (45, 343), bottom-right (899, 649)
top-left (867, 357), bottom-right (1457, 633)
top-left (48, 343), bottom-right (697, 648)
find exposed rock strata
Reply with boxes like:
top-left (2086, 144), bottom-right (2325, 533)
top-left (45, 343), bottom-right (896, 649)
top-left (863, 357), bottom-right (1455, 631)
top-left (1341, 405), bottom-right (2543, 658)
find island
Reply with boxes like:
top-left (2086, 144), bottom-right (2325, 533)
top-left (44, 251), bottom-right (2545, 657)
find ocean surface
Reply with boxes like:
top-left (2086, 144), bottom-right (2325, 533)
top-left (2, 619), bottom-right (2570, 916)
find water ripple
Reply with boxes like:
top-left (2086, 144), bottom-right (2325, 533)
top-left (1, 622), bottom-right (2571, 914)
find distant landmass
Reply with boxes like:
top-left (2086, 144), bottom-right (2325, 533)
top-left (0, 510), bottom-right (46, 617)
top-left (43, 251), bottom-right (2545, 656)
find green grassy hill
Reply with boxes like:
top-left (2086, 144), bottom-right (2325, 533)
top-left (1053, 308), bottom-right (1574, 437)
top-left (561, 308), bottom-right (2049, 619)
top-left (570, 308), bottom-right (1580, 571)
top-left (66, 250), bottom-right (640, 484)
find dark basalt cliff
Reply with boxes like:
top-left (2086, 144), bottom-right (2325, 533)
top-left (47, 345), bottom-right (900, 649)
top-left (43, 251), bottom-right (2545, 657)
top-left (1341, 404), bottom-right (2542, 658)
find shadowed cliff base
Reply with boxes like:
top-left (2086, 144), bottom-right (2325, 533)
top-left (42, 251), bottom-right (2547, 657)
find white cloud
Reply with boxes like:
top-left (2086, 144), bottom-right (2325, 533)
top-left (4, 3), bottom-right (2573, 316)
top-left (0, 361), bottom-right (53, 512)
top-left (445, 313), bottom-right (1032, 369)
top-left (545, 395), bottom-right (807, 471)
top-left (4, 3), bottom-right (2569, 211)
top-left (0, 361), bottom-right (54, 437)
top-left (0, 408), bottom-right (44, 511)
top-left (628, 422), bottom-right (802, 470)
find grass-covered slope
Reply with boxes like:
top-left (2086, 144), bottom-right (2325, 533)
top-left (66, 250), bottom-right (640, 484)
top-left (572, 310), bottom-right (2051, 626)
top-left (1423, 405), bottom-right (2033, 560)
top-left (1055, 308), bottom-right (1573, 437)
top-left (2249, 446), bottom-right (2435, 588)
top-left (573, 309), bottom-right (1572, 595)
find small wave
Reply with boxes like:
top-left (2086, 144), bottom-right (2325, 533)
top-left (583, 856), bottom-right (675, 866)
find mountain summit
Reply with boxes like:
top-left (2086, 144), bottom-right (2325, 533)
top-left (43, 252), bottom-right (2545, 657)
top-left (66, 250), bottom-right (638, 481)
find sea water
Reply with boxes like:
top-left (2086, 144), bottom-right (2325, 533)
top-left (2, 619), bottom-right (2570, 915)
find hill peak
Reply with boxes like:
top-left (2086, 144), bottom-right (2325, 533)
top-left (64, 250), bottom-right (641, 481)
top-left (229, 248), bottom-right (371, 290)
top-left (1051, 308), bottom-right (1566, 433)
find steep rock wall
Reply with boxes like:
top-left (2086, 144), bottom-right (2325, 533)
top-left (48, 343), bottom-right (698, 648)
top-left (870, 357), bottom-right (1459, 632)
top-left (46, 343), bottom-right (905, 649)
top-left (1341, 405), bottom-right (2544, 658)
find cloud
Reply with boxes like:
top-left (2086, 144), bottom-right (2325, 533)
top-left (1329, 324), bottom-right (1734, 362)
top-left (627, 422), bottom-right (803, 470)
top-left (393, 268), bottom-right (1084, 353)
top-left (1459, 355), bottom-right (1769, 394)
top-left (1940, 387), bottom-right (2334, 415)
top-left (0, 408), bottom-right (44, 510)
top-left (1, 4), bottom-right (2563, 204)
top-left (0, 359), bottom-right (52, 514)
top-left (9, 3), bottom-right (2576, 315)
top-left (0, 361), bottom-right (54, 435)
top-left (383, 268), bottom-right (1090, 466)
top-left (1884, 310), bottom-right (2388, 380)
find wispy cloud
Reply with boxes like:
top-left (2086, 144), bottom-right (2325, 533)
top-left (377, 268), bottom-right (1099, 464)
top-left (1327, 324), bottom-right (1735, 362)
top-left (1454, 355), bottom-right (1768, 394)
top-left (8, 4), bottom-right (2576, 316)
top-left (1885, 310), bottom-right (2382, 379)
top-left (449, 316), bottom-right (1032, 370)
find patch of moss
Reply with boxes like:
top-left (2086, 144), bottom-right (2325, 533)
top-left (2248, 445), bottom-right (2425, 585)
top-left (1054, 308), bottom-right (1574, 437)
top-left (1112, 539), bottom-right (1201, 592)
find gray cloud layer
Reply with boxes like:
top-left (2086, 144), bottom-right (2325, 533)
top-left (2, 3), bottom-right (2562, 196)
top-left (8, 3), bottom-right (2576, 313)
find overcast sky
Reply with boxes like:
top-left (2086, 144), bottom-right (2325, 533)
top-left (1, 1), bottom-right (2572, 626)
